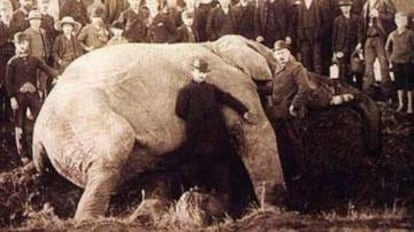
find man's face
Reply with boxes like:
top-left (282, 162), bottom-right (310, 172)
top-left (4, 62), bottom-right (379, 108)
top-left (147, 0), bottom-right (159, 13)
top-left (128, 0), bottom-right (141, 10)
top-left (0, 7), bottom-right (12, 22)
top-left (39, 2), bottom-right (49, 13)
top-left (30, 18), bottom-right (41, 30)
top-left (20, 0), bottom-right (33, 10)
top-left (191, 69), bottom-right (208, 83)
top-left (218, 0), bottom-right (230, 8)
top-left (395, 15), bottom-right (407, 29)
top-left (16, 40), bottom-right (30, 54)
top-left (340, 5), bottom-right (351, 15)
top-left (273, 48), bottom-right (290, 66)
top-left (62, 23), bottom-right (74, 35)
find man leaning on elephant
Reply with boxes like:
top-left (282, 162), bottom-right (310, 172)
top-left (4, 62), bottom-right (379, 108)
top-left (259, 40), bottom-right (356, 186)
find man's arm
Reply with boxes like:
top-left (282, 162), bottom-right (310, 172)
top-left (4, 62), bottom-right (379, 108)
top-left (214, 85), bottom-right (248, 116)
top-left (291, 66), bottom-right (311, 110)
top-left (37, 58), bottom-right (59, 79)
top-left (384, 32), bottom-right (393, 60)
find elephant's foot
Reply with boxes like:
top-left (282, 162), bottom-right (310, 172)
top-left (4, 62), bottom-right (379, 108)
top-left (74, 166), bottom-right (121, 221)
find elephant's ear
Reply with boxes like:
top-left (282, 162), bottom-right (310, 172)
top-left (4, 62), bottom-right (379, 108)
top-left (204, 35), bottom-right (273, 81)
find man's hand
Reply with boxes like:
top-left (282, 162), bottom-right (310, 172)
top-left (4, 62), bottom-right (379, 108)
top-left (243, 111), bottom-right (259, 124)
top-left (256, 35), bottom-right (264, 43)
top-left (10, 97), bottom-right (19, 110)
top-left (336, 51), bottom-right (344, 58)
top-left (355, 43), bottom-right (362, 51)
top-left (285, 36), bottom-right (292, 45)
top-left (289, 104), bottom-right (298, 117)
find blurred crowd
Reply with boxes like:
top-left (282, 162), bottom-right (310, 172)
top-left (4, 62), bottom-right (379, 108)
top-left (0, 0), bottom-right (413, 163)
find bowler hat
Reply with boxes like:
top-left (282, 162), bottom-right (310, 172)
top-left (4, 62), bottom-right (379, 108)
top-left (338, 0), bottom-right (353, 6)
top-left (27, 10), bottom-right (42, 20)
top-left (14, 32), bottom-right (30, 43)
top-left (192, 58), bottom-right (210, 73)
top-left (273, 40), bottom-right (289, 51)
top-left (54, 16), bottom-right (82, 32)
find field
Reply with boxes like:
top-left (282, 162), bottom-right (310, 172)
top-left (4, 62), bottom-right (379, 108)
top-left (0, 100), bottom-right (413, 231)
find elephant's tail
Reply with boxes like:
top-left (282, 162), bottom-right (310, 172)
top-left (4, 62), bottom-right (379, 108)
top-left (32, 137), bottom-right (49, 175)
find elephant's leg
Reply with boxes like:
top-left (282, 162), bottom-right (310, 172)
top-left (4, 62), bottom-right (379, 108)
top-left (75, 165), bottom-right (122, 220)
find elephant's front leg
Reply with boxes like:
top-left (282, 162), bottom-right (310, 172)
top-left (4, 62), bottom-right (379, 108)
top-left (75, 165), bottom-right (122, 220)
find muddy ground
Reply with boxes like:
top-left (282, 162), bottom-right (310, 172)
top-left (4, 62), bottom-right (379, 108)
top-left (0, 101), bottom-right (413, 231)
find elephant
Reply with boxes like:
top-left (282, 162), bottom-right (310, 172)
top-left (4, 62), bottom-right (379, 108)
top-left (32, 35), bottom-right (286, 220)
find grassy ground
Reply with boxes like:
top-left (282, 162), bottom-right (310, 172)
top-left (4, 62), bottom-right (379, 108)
top-left (0, 101), bottom-right (413, 231)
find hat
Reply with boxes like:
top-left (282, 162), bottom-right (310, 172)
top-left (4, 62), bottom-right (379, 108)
top-left (90, 6), bottom-right (105, 18)
top-left (14, 32), bottom-right (30, 43)
top-left (54, 16), bottom-right (82, 32)
top-left (273, 40), bottom-right (289, 51)
top-left (191, 58), bottom-right (210, 73)
top-left (182, 9), bottom-right (194, 19)
top-left (27, 10), bottom-right (41, 20)
top-left (338, 0), bottom-right (353, 6)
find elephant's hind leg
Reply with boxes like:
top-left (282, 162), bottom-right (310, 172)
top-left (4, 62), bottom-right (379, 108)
top-left (75, 166), bottom-right (122, 220)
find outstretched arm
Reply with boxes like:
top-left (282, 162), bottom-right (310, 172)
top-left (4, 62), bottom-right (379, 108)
top-left (214, 86), bottom-right (248, 116)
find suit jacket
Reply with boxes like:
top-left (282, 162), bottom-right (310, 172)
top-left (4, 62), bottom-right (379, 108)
top-left (290, 0), bottom-right (327, 41)
top-left (259, 60), bottom-right (312, 119)
top-left (24, 27), bottom-right (53, 61)
top-left (147, 13), bottom-right (178, 43)
top-left (60, 0), bottom-right (89, 26)
top-left (11, 8), bottom-right (30, 33)
top-left (0, 21), bottom-right (18, 57)
top-left (176, 24), bottom-right (199, 42)
top-left (115, 8), bottom-right (149, 43)
top-left (104, 0), bottom-right (129, 24)
top-left (233, 2), bottom-right (256, 40)
top-left (206, 7), bottom-right (237, 41)
top-left (254, 0), bottom-right (290, 39)
top-left (332, 14), bottom-right (364, 54)
top-left (195, 2), bottom-right (218, 42)
top-left (41, 14), bottom-right (57, 40)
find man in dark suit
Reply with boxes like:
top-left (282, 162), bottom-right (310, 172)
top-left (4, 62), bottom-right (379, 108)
top-left (195, 0), bottom-right (218, 42)
top-left (233, 0), bottom-right (255, 40)
top-left (206, 0), bottom-right (237, 41)
top-left (254, 0), bottom-right (291, 48)
top-left (290, 0), bottom-right (327, 74)
top-left (0, 3), bottom-right (18, 122)
top-left (146, 0), bottom-right (178, 43)
top-left (11, 0), bottom-right (33, 32)
top-left (176, 10), bottom-right (199, 42)
top-left (258, 40), bottom-right (311, 184)
top-left (332, 0), bottom-right (364, 88)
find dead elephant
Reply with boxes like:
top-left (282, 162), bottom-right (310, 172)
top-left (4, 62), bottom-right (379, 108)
top-left (32, 35), bottom-right (285, 220)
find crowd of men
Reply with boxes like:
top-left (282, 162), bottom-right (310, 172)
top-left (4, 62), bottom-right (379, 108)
top-left (0, 0), bottom-right (413, 165)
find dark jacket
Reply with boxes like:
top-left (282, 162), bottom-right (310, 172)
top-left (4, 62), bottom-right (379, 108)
top-left (11, 8), bottom-right (30, 33)
top-left (41, 13), bottom-right (57, 40)
top-left (195, 2), bottom-right (218, 42)
top-left (115, 8), bottom-right (149, 43)
top-left (233, 2), bottom-right (256, 40)
top-left (52, 34), bottom-right (84, 69)
top-left (104, 0), bottom-right (130, 24)
top-left (60, 0), bottom-right (89, 26)
top-left (175, 24), bottom-right (199, 42)
top-left (259, 60), bottom-right (312, 119)
top-left (6, 55), bottom-right (57, 97)
top-left (254, 0), bottom-right (290, 40)
top-left (147, 12), bottom-right (178, 43)
top-left (0, 21), bottom-right (17, 57)
top-left (290, 0), bottom-right (327, 41)
top-left (24, 27), bottom-right (53, 61)
top-left (332, 14), bottom-right (364, 54)
top-left (206, 7), bottom-right (238, 41)
top-left (175, 81), bottom-right (248, 151)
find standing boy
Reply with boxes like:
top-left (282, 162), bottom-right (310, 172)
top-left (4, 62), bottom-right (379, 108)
top-left (332, 0), bottom-right (364, 88)
top-left (385, 12), bottom-right (414, 114)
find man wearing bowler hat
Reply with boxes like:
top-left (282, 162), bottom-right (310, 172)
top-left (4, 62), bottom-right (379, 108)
top-left (259, 40), bottom-right (311, 184)
top-left (175, 57), bottom-right (255, 192)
